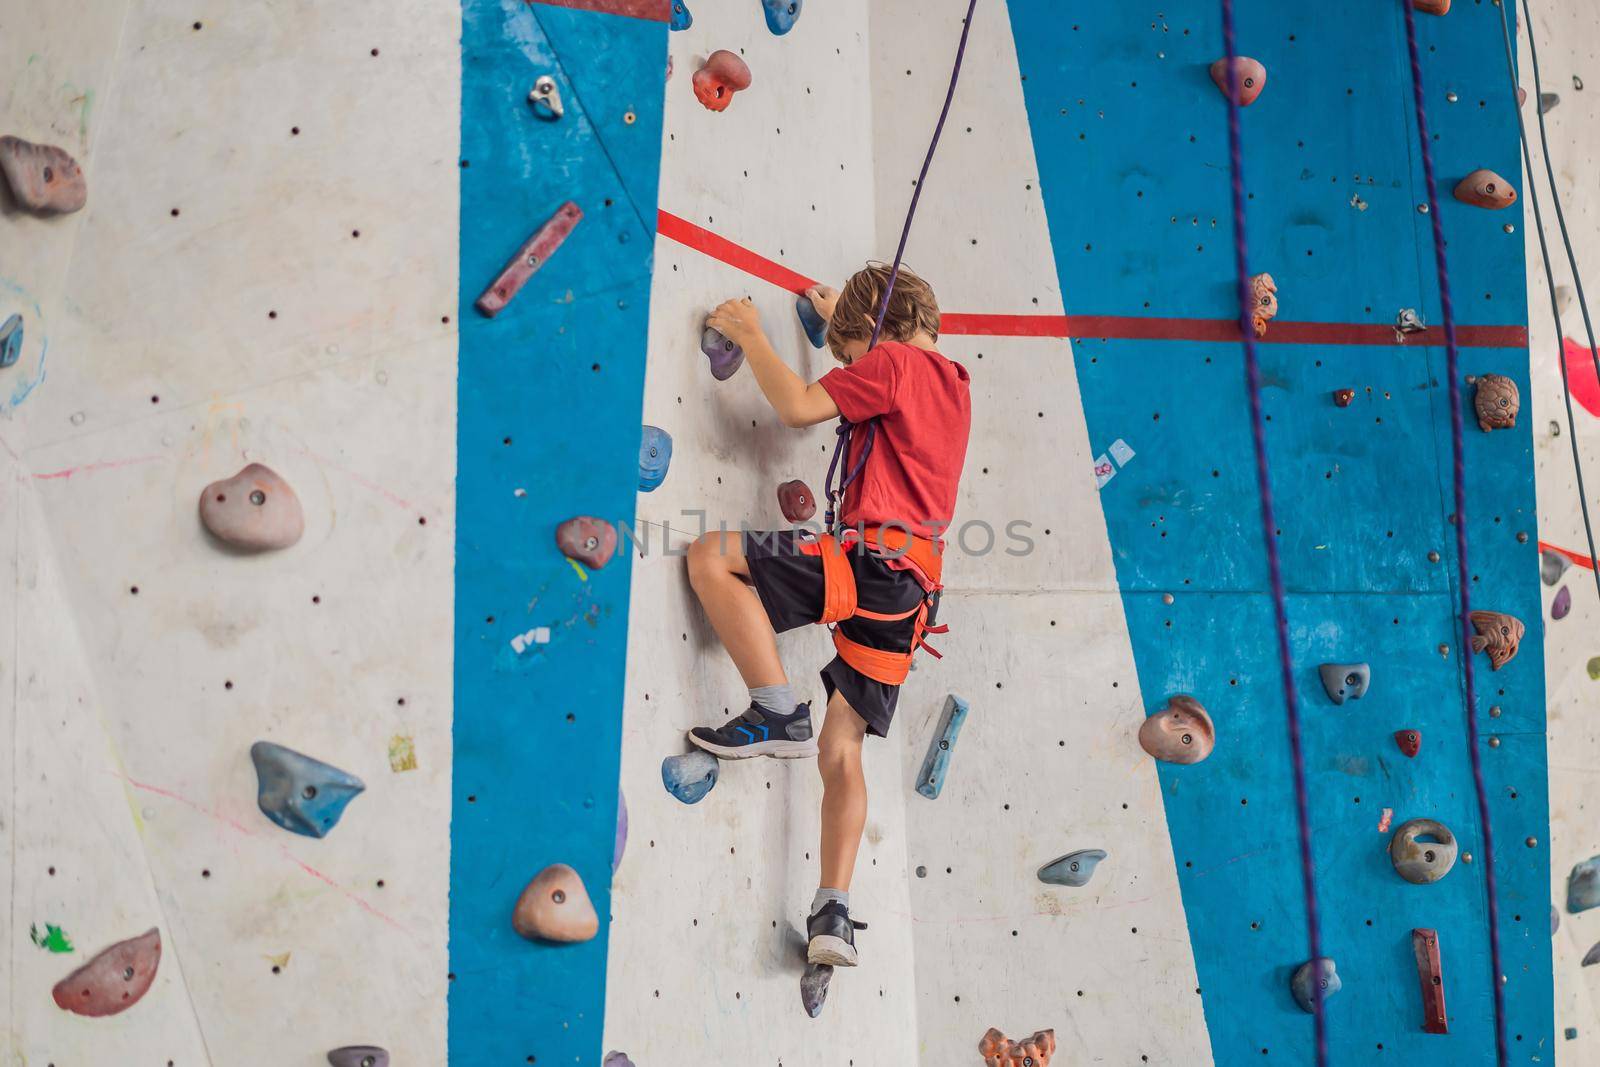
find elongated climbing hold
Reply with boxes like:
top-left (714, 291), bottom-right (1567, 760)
top-left (1472, 373), bottom-right (1520, 430)
top-left (1037, 849), bottom-right (1107, 888)
top-left (1553, 586), bottom-right (1572, 621)
top-left (801, 961), bottom-right (832, 1018)
top-left (1390, 818), bottom-right (1458, 885)
top-left (1318, 662), bottom-right (1370, 705)
top-left (1394, 729), bottom-right (1422, 758)
top-left (513, 863), bottom-right (599, 943)
top-left (1542, 550), bottom-right (1572, 586)
top-left (639, 425), bottom-right (673, 492)
top-left (1138, 694), bottom-right (1214, 765)
top-left (693, 51), bottom-right (752, 112)
top-left (702, 325), bottom-right (744, 380)
top-left (475, 201), bottom-right (582, 318)
top-left (1584, 943), bottom-right (1600, 968)
top-left (1210, 57), bottom-right (1266, 106)
top-left (1468, 610), bottom-right (1525, 669)
top-left (669, 0), bottom-right (692, 30)
top-left (614, 788), bottom-right (628, 872)
top-left (1290, 957), bottom-right (1341, 1014)
top-left (1454, 169), bottom-right (1517, 210)
top-left (0, 135), bottom-right (87, 215)
top-left (979, 1027), bottom-right (1057, 1067)
top-left (1568, 854), bottom-right (1600, 913)
top-left (327, 1048), bottom-right (389, 1067)
top-left (1248, 272), bottom-right (1277, 338)
top-left (51, 928), bottom-right (160, 1017)
top-left (556, 516), bottom-right (617, 570)
top-left (662, 750), bottom-right (719, 804)
top-left (250, 741), bottom-right (367, 838)
top-left (0, 313), bottom-right (21, 369)
top-left (778, 479), bottom-right (817, 523)
top-left (796, 294), bottom-right (827, 349)
top-left (915, 693), bottom-right (970, 799)
top-left (1411, 928), bottom-right (1448, 1034)
top-left (199, 464), bottom-right (305, 552)
top-left (762, 0), bottom-right (803, 36)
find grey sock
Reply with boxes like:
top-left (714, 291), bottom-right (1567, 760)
top-left (750, 683), bottom-right (798, 717)
top-left (811, 887), bottom-right (849, 916)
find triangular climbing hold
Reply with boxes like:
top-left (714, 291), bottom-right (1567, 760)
top-left (512, 863), bottom-right (599, 943)
top-left (1210, 57), bottom-right (1266, 106)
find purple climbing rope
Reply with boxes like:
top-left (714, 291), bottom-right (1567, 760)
top-left (1399, 2), bottom-right (1509, 1063)
top-left (824, 0), bottom-right (980, 532)
top-left (1217, 4), bottom-right (1328, 1064)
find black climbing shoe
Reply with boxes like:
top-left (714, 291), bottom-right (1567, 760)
top-left (689, 701), bottom-right (817, 759)
top-left (807, 900), bottom-right (866, 968)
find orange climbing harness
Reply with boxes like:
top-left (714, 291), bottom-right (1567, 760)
top-left (799, 525), bottom-right (949, 686)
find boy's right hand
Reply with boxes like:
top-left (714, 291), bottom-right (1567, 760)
top-left (804, 285), bottom-right (840, 324)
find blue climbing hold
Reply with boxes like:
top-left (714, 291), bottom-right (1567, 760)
top-left (250, 741), bottom-right (367, 839)
top-left (669, 1), bottom-right (692, 31)
top-left (796, 295), bottom-right (827, 349)
top-left (762, 0), bottom-right (803, 35)
top-left (915, 694), bottom-right (970, 800)
top-left (1290, 958), bottom-right (1341, 1013)
top-left (662, 750), bottom-right (719, 805)
top-left (1037, 848), bottom-right (1107, 887)
top-left (639, 425), bottom-right (673, 492)
top-left (0, 313), bottom-right (21, 369)
top-left (1568, 854), bottom-right (1600, 914)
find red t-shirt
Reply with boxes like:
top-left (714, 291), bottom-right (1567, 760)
top-left (819, 341), bottom-right (971, 539)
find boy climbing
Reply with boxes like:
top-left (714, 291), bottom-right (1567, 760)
top-left (685, 264), bottom-right (971, 969)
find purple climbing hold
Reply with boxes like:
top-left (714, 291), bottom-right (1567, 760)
top-left (1553, 585), bottom-right (1572, 621)
top-left (603, 1054), bottom-right (636, 1067)
top-left (0, 313), bottom-right (21, 369)
top-left (669, 1), bottom-right (692, 31)
top-left (762, 0), bottom-right (803, 35)
top-left (796, 294), bottom-right (827, 349)
top-left (614, 789), bottom-right (628, 873)
top-left (702, 326), bottom-right (744, 381)
top-left (327, 1049), bottom-right (388, 1067)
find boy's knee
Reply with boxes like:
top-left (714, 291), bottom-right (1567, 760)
top-left (686, 532), bottom-right (723, 583)
top-left (817, 730), bottom-right (863, 781)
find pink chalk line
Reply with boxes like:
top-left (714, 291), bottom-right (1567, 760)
top-left (32, 454), bottom-right (166, 481)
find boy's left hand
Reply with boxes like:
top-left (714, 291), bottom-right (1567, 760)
top-left (707, 297), bottom-right (764, 347)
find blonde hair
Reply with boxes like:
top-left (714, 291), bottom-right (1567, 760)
top-left (825, 262), bottom-right (941, 358)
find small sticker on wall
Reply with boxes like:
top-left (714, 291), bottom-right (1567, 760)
top-left (1094, 438), bottom-right (1137, 489)
top-left (1093, 454), bottom-right (1115, 488)
top-left (1108, 438), bottom-right (1136, 466)
top-left (510, 627), bottom-right (552, 654)
top-left (389, 735), bottom-right (418, 773)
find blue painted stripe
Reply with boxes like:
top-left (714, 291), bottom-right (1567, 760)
top-left (1008, 2), bottom-right (1550, 1060)
top-left (451, 1), bottom-right (665, 1062)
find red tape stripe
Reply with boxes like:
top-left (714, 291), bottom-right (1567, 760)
top-left (658, 209), bottom-right (1529, 348)
top-left (1539, 540), bottom-right (1599, 571)
top-left (528, 0), bottom-right (671, 21)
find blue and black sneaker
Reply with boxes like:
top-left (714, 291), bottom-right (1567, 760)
top-left (689, 701), bottom-right (817, 759)
top-left (807, 900), bottom-right (867, 967)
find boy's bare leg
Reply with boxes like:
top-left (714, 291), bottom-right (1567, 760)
top-left (686, 530), bottom-right (786, 687)
top-left (817, 689), bottom-right (869, 891)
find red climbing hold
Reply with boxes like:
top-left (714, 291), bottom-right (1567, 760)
top-left (51, 928), bottom-right (161, 1018)
top-left (1138, 694), bottom-right (1214, 765)
top-left (1453, 169), bottom-right (1517, 210)
top-left (777, 479), bottom-right (816, 523)
top-left (1248, 273), bottom-right (1277, 338)
top-left (0, 135), bottom-right (87, 215)
top-left (1210, 57), bottom-right (1267, 107)
top-left (557, 516), bottom-right (617, 570)
top-left (475, 201), bottom-right (583, 317)
top-left (1561, 337), bottom-right (1600, 418)
top-left (1468, 610), bottom-right (1525, 670)
top-left (1394, 729), bottom-right (1421, 758)
top-left (1411, 928), bottom-right (1448, 1034)
top-left (979, 1027), bottom-right (1057, 1067)
top-left (693, 51), bottom-right (752, 112)
top-left (1416, 0), bottom-right (1451, 15)
top-left (1333, 389), bottom-right (1355, 407)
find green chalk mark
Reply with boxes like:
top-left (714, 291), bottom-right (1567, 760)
top-left (30, 923), bottom-right (74, 953)
top-left (1588, 656), bottom-right (1600, 681)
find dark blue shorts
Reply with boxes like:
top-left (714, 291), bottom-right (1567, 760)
top-left (743, 529), bottom-right (925, 738)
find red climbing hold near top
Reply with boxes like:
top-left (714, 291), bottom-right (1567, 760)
top-left (1415, 0), bottom-right (1451, 15)
top-left (475, 201), bottom-right (583, 318)
top-left (1210, 57), bottom-right (1267, 107)
top-left (1394, 729), bottom-right (1421, 758)
top-left (694, 51), bottom-right (752, 112)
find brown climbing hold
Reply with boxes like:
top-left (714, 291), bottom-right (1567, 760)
top-left (1469, 610), bottom-right (1525, 670)
top-left (51, 928), bottom-right (161, 1018)
top-left (556, 516), bottom-right (617, 570)
top-left (1249, 273), bottom-right (1277, 338)
top-left (1394, 729), bottom-right (1421, 758)
top-left (512, 863), bottom-right (599, 943)
top-left (1411, 928), bottom-right (1448, 1034)
top-left (1333, 389), bottom-right (1355, 407)
top-left (1209, 57), bottom-right (1267, 107)
top-left (693, 50), bottom-right (752, 112)
top-left (1453, 169), bottom-right (1517, 210)
top-left (1416, 0), bottom-right (1451, 15)
top-left (199, 464), bottom-right (305, 551)
top-left (1138, 694), bottom-right (1214, 765)
top-left (1472, 373), bottom-right (1519, 431)
top-left (777, 479), bottom-right (816, 523)
top-left (979, 1027), bottom-right (1057, 1067)
top-left (0, 135), bottom-right (87, 215)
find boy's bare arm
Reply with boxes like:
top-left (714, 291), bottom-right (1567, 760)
top-left (707, 297), bottom-right (840, 428)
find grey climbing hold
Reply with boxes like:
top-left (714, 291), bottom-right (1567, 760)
top-left (1290, 957), bottom-right (1341, 1013)
top-left (1585, 943), bottom-right (1600, 968)
top-left (1319, 662), bottom-right (1370, 705)
top-left (1390, 818), bottom-right (1458, 885)
top-left (250, 741), bottom-right (366, 838)
top-left (0, 313), bottom-right (21, 369)
top-left (327, 1048), bottom-right (389, 1067)
top-left (1543, 550), bottom-right (1573, 586)
top-left (1568, 854), bottom-right (1600, 913)
top-left (528, 75), bottom-right (563, 119)
top-left (1553, 586), bottom-right (1572, 621)
top-left (801, 961), bottom-right (832, 1017)
top-left (796, 295), bottom-right (827, 348)
top-left (662, 750), bottom-right (719, 804)
top-left (603, 1054), bottom-right (636, 1067)
top-left (1552, 905), bottom-right (1560, 935)
top-left (0, 135), bottom-right (87, 215)
top-left (1396, 308), bottom-right (1426, 334)
top-left (639, 424), bottom-right (672, 492)
top-left (1541, 92), bottom-right (1561, 113)
top-left (914, 694), bottom-right (970, 800)
top-left (1037, 849), bottom-right (1107, 888)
